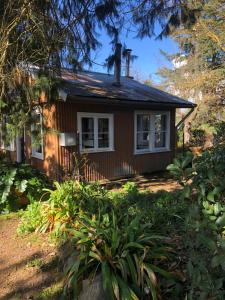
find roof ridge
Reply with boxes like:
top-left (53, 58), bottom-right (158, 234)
top-left (61, 67), bottom-right (134, 78)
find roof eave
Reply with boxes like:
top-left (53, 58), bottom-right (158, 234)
top-left (66, 94), bottom-right (196, 109)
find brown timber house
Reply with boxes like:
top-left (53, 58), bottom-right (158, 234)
top-left (1, 47), bottom-right (195, 182)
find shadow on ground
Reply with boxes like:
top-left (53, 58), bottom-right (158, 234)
top-left (0, 217), bottom-right (63, 300)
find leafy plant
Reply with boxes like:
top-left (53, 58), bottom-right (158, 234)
top-left (0, 163), bottom-right (50, 213)
top-left (17, 202), bottom-right (43, 234)
top-left (64, 212), bottom-right (173, 300)
top-left (168, 144), bottom-right (225, 299)
top-left (18, 181), bottom-right (112, 238)
top-left (167, 151), bottom-right (194, 186)
top-left (189, 128), bottom-right (206, 147)
top-left (123, 181), bottom-right (138, 194)
top-left (213, 121), bottom-right (225, 146)
top-left (184, 204), bottom-right (225, 299)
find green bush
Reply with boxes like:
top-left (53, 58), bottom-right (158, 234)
top-left (168, 146), bottom-right (225, 298)
top-left (17, 201), bottom-right (43, 234)
top-left (189, 128), bottom-right (206, 147)
top-left (18, 179), bottom-right (193, 298)
top-left (18, 181), bottom-right (112, 238)
top-left (213, 121), bottom-right (225, 145)
top-left (0, 163), bottom-right (50, 213)
top-left (64, 212), bottom-right (173, 300)
top-left (167, 151), bottom-right (193, 186)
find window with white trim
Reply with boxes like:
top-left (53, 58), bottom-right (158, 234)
top-left (135, 111), bottom-right (170, 153)
top-left (77, 113), bottom-right (114, 152)
top-left (0, 117), bottom-right (15, 151)
top-left (31, 111), bottom-right (44, 159)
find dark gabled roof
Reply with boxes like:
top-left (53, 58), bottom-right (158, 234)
top-left (59, 69), bottom-right (195, 108)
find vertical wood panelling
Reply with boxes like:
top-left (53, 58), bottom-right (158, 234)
top-left (5, 101), bottom-right (176, 182)
top-left (24, 104), bottom-right (61, 180)
top-left (56, 102), bottom-right (176, 181)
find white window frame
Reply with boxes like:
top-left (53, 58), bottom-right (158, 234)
top-left (5, 140), bottom-right (15, 151)
top-left (0, 137), bottom-right (15, 151)
top-left (77, 112), bottom-right (114, 153)
top-left (0, 120), bottom-right (15, 151)
top-left (31, 111), bottom-right (44, 160)
top-left (134, 111), bottom-right (170, 154)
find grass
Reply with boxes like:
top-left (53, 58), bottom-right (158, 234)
top-left (36, 282), bottom-right (63, 300)
top-left (26, 258), bottom-right (44, 269)
top-left (0, 211), bottom-right (23, 220)
top-left (13, 292), bottom-right (23, 299)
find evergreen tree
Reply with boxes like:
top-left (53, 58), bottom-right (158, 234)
top-left (157, 0), bottom-right (225, 128)
top-left (0, 0), bottom-right (204, 136)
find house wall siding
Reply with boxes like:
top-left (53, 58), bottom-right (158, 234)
top-left (24, 104), bottom-right (60, 179)
top-left (1, 101), bottom-right (176, 181)
top-left (56, 101), bottom-right (176, 181)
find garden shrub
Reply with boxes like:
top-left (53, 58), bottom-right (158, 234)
top-left (17, 201), bottom-right (43, 234)
top-left (167, 151), bottom-right (193, 186)
top-left (63, 212), bottom-right (174, 300)
top-left (213, 121), bottom-right (225, 146)
top-left (189, 128), bottom-right (206, 147)
top-left (168, 146), bottom-right (225, 298)
top-left (18, 179), bottom-right (197, 299)
top-left (16, 142), bottom-right (225, 299)
top-left (0, 163), bottom-right (50, 213)
top-left (18, 180), bottom-right (113, 238)
top-left (18, 180), bottom-right (185, 299)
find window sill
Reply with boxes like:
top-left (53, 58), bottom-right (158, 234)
top-left (134, 148), bottom-right (171, 155)
top-left (80, 148), bottom-right (115, 154)
top-left (31, 152), bottom-right (44, 160)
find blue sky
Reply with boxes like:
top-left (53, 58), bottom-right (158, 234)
top-left (89, 27), bottom-right (179, 84)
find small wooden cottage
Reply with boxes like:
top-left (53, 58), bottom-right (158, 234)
top-left (1, 46), bottom-right (195, 181)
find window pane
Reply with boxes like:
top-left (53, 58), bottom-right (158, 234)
top-left (137, 115), bottom-right (150, 131)
top-left (137, 132), bottom-right (149, 149)
top-left (98, 133), bottom-right (109, 148)
top-left (98, 118), bottom-right (109, 148)
top-left (82, 133), bottom-right (94, 148)
top-left (98, 118), bottom-right (109, 132)
top-left (155, 132), bottom-right (166, 148)
top-left (136, 114), bottom-right (150, 150)
top-left (154, 114), bottom-right (167, 148)
top-left (155, 114), bottom-right (167, 132)
top-left (81, 117), bottom-right (94, 149)
top-left (32, 114), bottom-right (42, 154)
top-left (82, 117), bottom-right (94, 133)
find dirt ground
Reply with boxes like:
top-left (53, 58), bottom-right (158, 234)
top-left (0, 173), bottom-right (180, 300)
top-left (0, 216), bottom-right (62, 300)
top-left (104, 171), bottom-right (181, 192)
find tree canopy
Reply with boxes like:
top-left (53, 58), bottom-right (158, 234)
top-left (157, 0), bottom-right (225, 128)
top-left (0, 0), bottom-right (213, 135)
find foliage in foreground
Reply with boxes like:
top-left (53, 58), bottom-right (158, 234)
top-left (0, 163), bottom-right (50, 213)
top-left (167, 146), bottom-right (225, 299)
top-left (18, 143), bottom-right (225, 299)
top-left (64, 213), bottom-right (173, 300)
top-left (18, 181), bottom-right (110, 236)
top-left (19, 180), bottom-right (184, 299)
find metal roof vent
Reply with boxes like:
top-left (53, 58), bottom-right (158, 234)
top-left (124, 49), bottom-right (132, 78)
